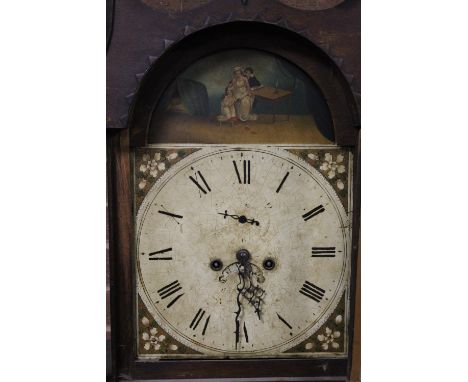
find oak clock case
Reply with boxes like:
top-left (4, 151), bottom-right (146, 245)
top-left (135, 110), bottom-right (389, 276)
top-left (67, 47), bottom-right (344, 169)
top-left (109, 20), bottom-right (359, 381)
top-left (135, 145), bottom-right (352, 358)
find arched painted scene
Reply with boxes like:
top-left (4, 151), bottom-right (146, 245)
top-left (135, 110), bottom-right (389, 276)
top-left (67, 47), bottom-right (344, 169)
top-left (149, 49), bottom-right (334, 144)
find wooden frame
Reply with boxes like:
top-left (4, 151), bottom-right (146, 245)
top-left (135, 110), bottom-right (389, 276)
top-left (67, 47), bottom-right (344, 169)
top-left (108, 21), bottom-right (360, 381)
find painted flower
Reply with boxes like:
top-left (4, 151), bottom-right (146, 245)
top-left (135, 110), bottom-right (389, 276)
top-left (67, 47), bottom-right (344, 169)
top-left (141, 316), bottom-right (150, 326)
top-left (138, 179), bottom-right (147, 190)
top-left (154, 152), bottom-right (161, 161)
top-left (168, 152), bottom-right (178, 160)
top-left (336, 179), bottom-right (345, 190)
top-left (149, 168), bottom-right (158, 178)
top-left (157, 162), bottom-right (166, 171)
top-left (142, 327), bottom-right (165, 351)
top-left (307, 153), bottom-right (319, 161)
top-left (169, 344), bottom-right (178, 351)
top-left (142, 154), bottom-right (150, 162)
top-left (320, 153), bottom-right (346, 180)
top-left (335, 315), bottom-right (343, 325)
top-left (317, 327), bottom-right (341, 350)
top-left (305, 342), bottom-right (314, 350)
top-left (139, 163), bottom-right (148, 173)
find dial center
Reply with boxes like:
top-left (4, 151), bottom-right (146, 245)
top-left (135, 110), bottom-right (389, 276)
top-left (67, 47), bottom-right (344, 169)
top-left (236, 249), bottom-right (251, 263)
top-left (238, 215), bottom-right (247, 224)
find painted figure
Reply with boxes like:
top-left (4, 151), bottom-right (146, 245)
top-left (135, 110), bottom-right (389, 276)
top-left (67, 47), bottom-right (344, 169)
top-left (244, 67), bottom-right (262, 90)
top-left (220, 66), bottom-right (257, 122)
top-left (217, 87), bottom-right (237, 122)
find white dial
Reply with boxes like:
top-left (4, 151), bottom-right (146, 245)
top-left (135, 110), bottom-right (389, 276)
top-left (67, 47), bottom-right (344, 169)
top-left (136, 146), bottom-right (350, 357)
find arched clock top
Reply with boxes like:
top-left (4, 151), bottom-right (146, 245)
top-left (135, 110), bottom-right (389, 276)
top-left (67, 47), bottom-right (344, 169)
top-left (127, 22), bottom-right (359, 147)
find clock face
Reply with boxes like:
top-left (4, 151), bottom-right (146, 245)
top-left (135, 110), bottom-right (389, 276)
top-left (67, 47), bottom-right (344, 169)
top-left (136, 146), bottom-right (350, 357)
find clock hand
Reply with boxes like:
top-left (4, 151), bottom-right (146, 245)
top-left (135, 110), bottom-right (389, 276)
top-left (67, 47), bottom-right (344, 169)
top-left (236, 251), bottom-right (265, 321)
top-left (241, 264), bottom-right (265, 320)
top-left (219, 250), bottom-right (266, 350)
top-left (217, 210), bottom-right (260, 226)
top-left (234, 264), bottom-right (244, 350)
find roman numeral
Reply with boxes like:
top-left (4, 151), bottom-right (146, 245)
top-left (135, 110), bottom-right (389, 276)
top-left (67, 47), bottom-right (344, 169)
top-left (276, 313), bottom-right (292, 329)
top-left (302, 205), bottom-right (325, 221)
top-left (312, 247), bottom-right (336, 257)
top-left (158, 280), bottom-right (181, 299)
top-left (243, 322), bottom-right (249, 343)
top-left (276, 172), bottom-right (290, 193)
top-left (233, 160), bottom-right (250, 184)
top-left (148, 247), bottom-right (172, 260)
top-left (189, 171), bottom-right (211, 194)
top-left (299, 281), bottom-right (325, 303)
top-left (166, 293), bottom-right (184, 308)
top-left (158, 210), bottom-right (183, 219)
top-left (158, 280), bottom-right (184, 308)
top-left (189, 308), bottom-right (211, 335)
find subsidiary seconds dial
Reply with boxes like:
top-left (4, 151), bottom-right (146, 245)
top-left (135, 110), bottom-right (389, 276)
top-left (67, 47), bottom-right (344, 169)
top-left (136, 146), bottom-right (350, 357)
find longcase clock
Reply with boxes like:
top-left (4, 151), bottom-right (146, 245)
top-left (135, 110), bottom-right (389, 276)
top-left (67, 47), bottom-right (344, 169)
top-left (107, 1), bottom-right (360, 380)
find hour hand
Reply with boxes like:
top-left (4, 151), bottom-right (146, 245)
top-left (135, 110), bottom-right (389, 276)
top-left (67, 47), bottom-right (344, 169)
top-left (217, 210), bottom-right (260, 226)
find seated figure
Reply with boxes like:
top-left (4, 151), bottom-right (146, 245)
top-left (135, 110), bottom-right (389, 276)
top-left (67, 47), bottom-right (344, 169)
top-left (244, 67), bottom-right (262, 90)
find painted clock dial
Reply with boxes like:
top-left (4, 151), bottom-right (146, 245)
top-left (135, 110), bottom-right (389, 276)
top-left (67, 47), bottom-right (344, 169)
top-left (136, 146), bottom-right (350, 357)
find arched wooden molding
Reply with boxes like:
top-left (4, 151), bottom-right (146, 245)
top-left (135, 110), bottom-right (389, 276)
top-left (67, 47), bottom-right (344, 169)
top-left (140, 0), bottom-right (346, 13)
top-left (278, 0), bottom-right (346, 11)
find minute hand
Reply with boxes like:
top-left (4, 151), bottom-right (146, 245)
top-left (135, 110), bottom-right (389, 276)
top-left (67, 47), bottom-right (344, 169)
top-left (217, 210), bottom-right (260, 226)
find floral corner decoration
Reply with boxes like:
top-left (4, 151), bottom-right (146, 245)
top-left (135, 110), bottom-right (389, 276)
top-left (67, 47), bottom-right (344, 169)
top-left (135, 148), bottom-right (200, 209)
top-left (140, 316), bottom-right (179, 353)
top-left (138, 295), bottom-right (200, 356)
top-left (283, 293), bottom-right (345, 355)
top-left (307, 152), bottom-right (346, 191)
top-left (137, 151), bottom-right (180, 192)
top-left (303, 314), bottom-right (344, 353)
top-left (293, 149), bottom-right (350, 211)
